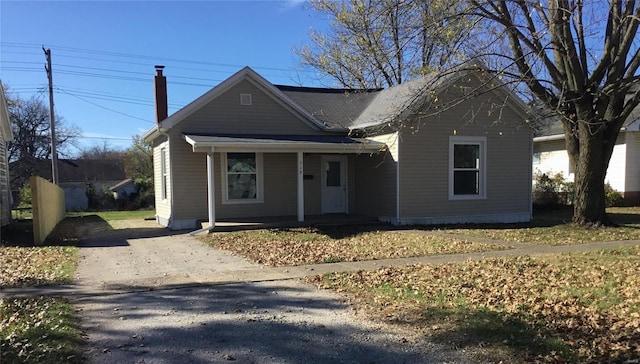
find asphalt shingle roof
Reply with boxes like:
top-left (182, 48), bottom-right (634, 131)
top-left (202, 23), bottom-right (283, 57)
top-left (276, 75), bottom-right (438, 131)
top-left (276, 86), bottom-right (379, 130)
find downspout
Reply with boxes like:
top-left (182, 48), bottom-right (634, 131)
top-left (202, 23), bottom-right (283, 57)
top-left (529, 129), bottom-right (533, 220)
top-left (395, 132), bottom-right (401, 225)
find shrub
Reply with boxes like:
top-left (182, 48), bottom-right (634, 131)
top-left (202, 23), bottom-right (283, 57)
top-left (17, 185), bottom-right (31, 208)
top-left (605, 183), bottom-right (623, 207)
top-left (533, 172), bottom-right (569, 207)
top-left (533, 172), bottom-right (624, 208)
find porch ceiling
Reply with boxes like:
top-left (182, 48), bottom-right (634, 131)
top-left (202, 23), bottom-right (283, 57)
top-left (183, 134), bottom-right (387, 153)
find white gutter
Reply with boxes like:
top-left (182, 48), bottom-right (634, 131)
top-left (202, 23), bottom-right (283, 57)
top-left (532, 134), bottom-right (564, 142)
top-left (183, 135), bottom-right (386, 154)
top-left (534, 127), bottom-right (629, 143)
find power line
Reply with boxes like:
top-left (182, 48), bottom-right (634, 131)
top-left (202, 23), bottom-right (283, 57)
top-left (58, 89), bottom-right (155, 124)
top-left (1, 41), bottom-right (315, 78)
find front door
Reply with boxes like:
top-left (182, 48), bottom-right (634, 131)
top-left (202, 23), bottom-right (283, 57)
top-left (321, 155), bottom-right (347, 214)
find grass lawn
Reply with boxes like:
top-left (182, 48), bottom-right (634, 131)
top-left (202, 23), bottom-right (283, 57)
top-left (308, 246), bottom-right (640, 363)
top-left (439, 206), bottom-right (640, 245)
top-left (0, 297), bottom-right (83, 364)
top-left (200, 226), bottom-right (506, 266)
top-left (68, 209), bottom-right (155, 221)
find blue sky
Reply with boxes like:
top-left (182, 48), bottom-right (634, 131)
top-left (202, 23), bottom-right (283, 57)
top-left (0, 0), bottom-right (330, 155)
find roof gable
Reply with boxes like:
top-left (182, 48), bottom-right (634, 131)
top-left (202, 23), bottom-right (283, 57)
top-left (149, 67), bottom-right (328, 139)
top-left (144, 65), bottom-right (532, 141)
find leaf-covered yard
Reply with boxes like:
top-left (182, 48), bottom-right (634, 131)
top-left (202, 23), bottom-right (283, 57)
top-left (200, 226), bottom-right (506, 266)
top-left (0, 297), bottom-right (82, 364)
top-left (0, 247), bottom-right (77, 288)
top-left (1, 216), bottom-right (84, 364)
top-left (308, 247), bottom-right (640, 363)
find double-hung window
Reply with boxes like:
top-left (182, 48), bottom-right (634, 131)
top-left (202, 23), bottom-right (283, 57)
top-left (449, 136), bottom-right (486, 199)
top-left (160, 147), bottom-right (168, 200)
top-left (222, 152), bottom-right (263, 203)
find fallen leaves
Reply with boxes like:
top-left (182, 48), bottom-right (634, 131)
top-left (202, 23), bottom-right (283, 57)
top-left (0, 246), bottom-right (77, 288)
top-left (0, 297), bottom-right (82, 364)
top-left (307, 247), bottom-right (640, 363)
top-left (200, 227), bottom-right (504, 266)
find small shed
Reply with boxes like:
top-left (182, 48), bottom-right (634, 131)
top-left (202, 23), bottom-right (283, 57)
top-left (110, 178), bottom-right (137, 199)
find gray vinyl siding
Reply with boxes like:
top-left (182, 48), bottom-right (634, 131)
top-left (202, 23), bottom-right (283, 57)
top-left (177, 79), bottom-right (326, 136)
top-left (398, 79), bottom-right (532, 220)
top-left (354, 151), bottom-right (397, 218)
top-left (170, 137), bottom-right (208, 220)
top-left (170, 145), bottom-right (330, 221)
top-left (0, 136), bottom-right (10, 226)
top-left (303, 154), bottom-right (322, 215)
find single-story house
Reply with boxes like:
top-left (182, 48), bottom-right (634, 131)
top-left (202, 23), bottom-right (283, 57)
top-left (30, 159), bottom-right (127, 210)
top-left (533, 100), bottom-right (640, 204)
top-left (0, 83), bottom-right (14, 227)
top-left (143, 65), bottom-right (533, 231)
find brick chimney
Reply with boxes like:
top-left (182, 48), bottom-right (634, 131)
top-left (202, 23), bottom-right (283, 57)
top-left (154, 65), bottom-right (168, 122)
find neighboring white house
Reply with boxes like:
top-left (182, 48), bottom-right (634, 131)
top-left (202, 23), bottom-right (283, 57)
top-left (533, 106), bottom-right (640, 204)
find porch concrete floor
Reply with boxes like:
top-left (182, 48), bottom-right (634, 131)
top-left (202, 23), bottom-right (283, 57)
top-left (200, 214), bottom-right (383, 232)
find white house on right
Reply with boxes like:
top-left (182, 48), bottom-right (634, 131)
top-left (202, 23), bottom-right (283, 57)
top-left (533, 104), bottom-right (640, 205)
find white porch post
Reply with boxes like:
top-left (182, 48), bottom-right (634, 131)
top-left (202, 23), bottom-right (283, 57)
top-left (207, 150), bottom-right (216, 229)
top-left (297, 151), bottom-right (304, 222)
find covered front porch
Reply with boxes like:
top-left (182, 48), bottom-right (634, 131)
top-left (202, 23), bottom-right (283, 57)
top-left (183, 134), bottom-right (386, 234)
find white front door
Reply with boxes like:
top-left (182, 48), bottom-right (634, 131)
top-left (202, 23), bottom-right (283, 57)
top-left (321, 155), bottom-right (347, 213)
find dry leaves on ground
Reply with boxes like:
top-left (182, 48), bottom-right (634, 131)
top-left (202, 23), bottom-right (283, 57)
top-left (201, 227), bottom-right (505, 266)
top-left (0, 297), bottom-right (81, 364)
top-left (0, 247), bottom-right (77, 288)
top-left (308, 247), bottom-right (640, 363)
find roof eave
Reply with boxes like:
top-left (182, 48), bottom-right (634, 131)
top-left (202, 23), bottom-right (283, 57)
top-left (183, 134), bottom-right (385, 154)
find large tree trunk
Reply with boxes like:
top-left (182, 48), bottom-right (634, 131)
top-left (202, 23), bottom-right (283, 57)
top-left (567, 106), bottom-right (612, 226)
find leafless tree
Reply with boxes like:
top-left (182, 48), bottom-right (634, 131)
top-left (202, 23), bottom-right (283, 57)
top-left (468, 0), bottom-right (640, 226)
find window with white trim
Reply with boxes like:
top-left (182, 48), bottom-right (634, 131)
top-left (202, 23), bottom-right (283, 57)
top-left (160, 147), bottom-right (168, 200)
top-left (222, 152), bottom-right (264, 203)
top-left (449, 136), bottom-right (486, 199)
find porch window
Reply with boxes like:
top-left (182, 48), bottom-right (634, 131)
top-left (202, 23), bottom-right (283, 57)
top-left (449, 136), bottom-right (486, 199)
top-left (222, 152), bottom-right (263, 203)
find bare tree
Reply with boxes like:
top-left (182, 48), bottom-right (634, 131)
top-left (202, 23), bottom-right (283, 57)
top-left (467, 0), bottom-right (640, 226)
top-left (77, 140), bottom-right (124, 160)
top-left (296, 0), bottom-right (472, 88)
top-left (6, 91), bottom-right (81, 190)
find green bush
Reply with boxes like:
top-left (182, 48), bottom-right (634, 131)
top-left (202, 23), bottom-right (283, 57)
top-left (533, 172), bottom-right (624, 208)
top-left (533, 172), bottom-right (570, 207)
top-left (605, 183), bottom-right (623, 207)
top-left (17, 185), bottom-right (31, 208)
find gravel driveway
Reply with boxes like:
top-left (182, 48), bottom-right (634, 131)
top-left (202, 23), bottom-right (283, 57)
top-left (73, 219), bottom-right (476, 363)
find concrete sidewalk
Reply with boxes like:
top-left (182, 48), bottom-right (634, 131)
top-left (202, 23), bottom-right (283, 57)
top-left (2, 232), bottom-right (639, 299)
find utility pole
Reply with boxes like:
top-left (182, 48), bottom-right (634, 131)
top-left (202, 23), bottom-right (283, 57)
top-left (43, 47), bottom-right (58, 185)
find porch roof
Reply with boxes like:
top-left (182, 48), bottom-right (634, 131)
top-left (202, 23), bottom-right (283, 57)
top-left (183, 134), bottom-right (387, 153)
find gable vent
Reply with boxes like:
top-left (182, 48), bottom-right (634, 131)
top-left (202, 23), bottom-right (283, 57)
top-left (240, 93), bottom-right (252, 106)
